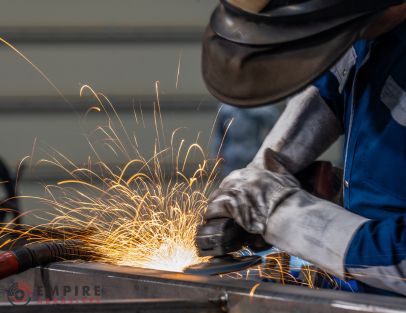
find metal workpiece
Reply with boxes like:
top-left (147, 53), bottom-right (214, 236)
top-left (1, 261), bottom-right (406, 313)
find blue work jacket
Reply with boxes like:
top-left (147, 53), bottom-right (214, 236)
top-left (314, 22), bottom-right (406, 296)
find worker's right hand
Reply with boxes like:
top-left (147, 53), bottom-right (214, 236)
top-left (204, 149), bottom-right (300, 235)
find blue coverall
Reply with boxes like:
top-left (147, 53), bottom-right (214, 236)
top-left (314, 21), bottom-right (406, 296)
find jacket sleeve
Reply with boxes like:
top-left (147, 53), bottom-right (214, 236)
top-left (345, 215), bottom-right (406, 296)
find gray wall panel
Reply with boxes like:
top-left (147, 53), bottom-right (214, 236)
top-left (0, 0), bottom-right (217, 27)
top-left (0, 109), bottom-right (218, 167)
top-left (0, 44), bottom-right (207, 96)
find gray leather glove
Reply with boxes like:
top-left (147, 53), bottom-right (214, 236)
top-left (206, 149), bottom-right (368, 277)
top-left (205, 158), bottom-right (300, 235)
top-left (248, 86), bottom-right (343, 173)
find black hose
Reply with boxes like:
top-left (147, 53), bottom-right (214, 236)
top-left (0, 240), bottom-right (91, 279)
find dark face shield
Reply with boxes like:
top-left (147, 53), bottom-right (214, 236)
top-left (202, 0), bottom-right (403, 107)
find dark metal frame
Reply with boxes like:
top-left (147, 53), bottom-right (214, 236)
top-left (0, 96), bottom-right (218, 114)
top-left (0, 27), bottom-right (203, 44)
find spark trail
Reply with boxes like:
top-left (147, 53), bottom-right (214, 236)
top-left (0, 85), bottom-right (218, 272)
top-left (0, 37), bottom-right (346, 289)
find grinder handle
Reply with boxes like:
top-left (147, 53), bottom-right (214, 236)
top-left (196, 217), bottom-right (270, 257)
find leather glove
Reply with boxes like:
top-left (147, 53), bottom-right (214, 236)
top-left (248, 86), bottom-right (343, 174)
top-left (206, 149), bottom-right (369, 277)
top-left (205, 156), bottom-right (300, 234)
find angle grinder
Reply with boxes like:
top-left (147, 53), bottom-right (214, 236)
top-left (185, 161), bottom-right (342, 275)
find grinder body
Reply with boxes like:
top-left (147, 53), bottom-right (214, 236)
top-left (196, 218), bottom-right (270, 257)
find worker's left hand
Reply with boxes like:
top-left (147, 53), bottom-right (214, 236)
top-left (205, 149), bottom-right (301, 234)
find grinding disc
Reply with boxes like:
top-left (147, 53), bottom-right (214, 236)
top-left (184, 255), bottom-right (262, 276)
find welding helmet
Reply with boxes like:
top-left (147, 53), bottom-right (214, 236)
top-left (202, 0), bottom-right (405, 107)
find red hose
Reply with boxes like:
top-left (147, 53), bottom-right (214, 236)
top-left (0, 240), bottom-right (88, 280)
top-left (0, 251), bottom-right (19, 279)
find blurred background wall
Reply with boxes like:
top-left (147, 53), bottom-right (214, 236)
top-left (0, 0), bottom-right (342, 224)
top-left (0, 0), bottom-right (218, 163)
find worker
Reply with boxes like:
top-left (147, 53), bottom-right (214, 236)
top-left (201, 0), bottom-right (406, 296)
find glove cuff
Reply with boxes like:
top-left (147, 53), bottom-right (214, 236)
top-left (265, 190), bottom-right (368, 277)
